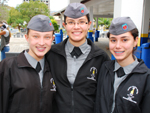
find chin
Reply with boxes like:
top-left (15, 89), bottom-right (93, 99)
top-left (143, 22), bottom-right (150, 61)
top-left (36, 53), bottom-right (45, 57)
top-left (116, 57), bottom-right (125, 61)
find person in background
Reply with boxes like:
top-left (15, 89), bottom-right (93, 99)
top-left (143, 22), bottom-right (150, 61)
top-left (0, 15), bottom-right (56, 113)
top-left (0, 21), bottom-right (2, 39)
top-left (95, 17), bottom-right (150, 113)
top-left (0, 21), bottom-right (11, 60)
top-left (46, 2), bottom-right (110, 113)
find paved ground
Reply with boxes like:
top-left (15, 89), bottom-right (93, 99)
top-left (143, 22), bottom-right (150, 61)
top-left (0, 35), bottom-right (111, 61)
top-left (9, 36), bottom-right (29, 52)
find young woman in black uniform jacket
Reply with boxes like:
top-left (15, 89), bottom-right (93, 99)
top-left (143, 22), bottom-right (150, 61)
top-left (95, 17), bottom-right (150, 113)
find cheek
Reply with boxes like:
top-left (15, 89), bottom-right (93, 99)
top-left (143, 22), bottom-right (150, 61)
top-left (65, 26), bottom-right (72, 32)
top-left (125, 42), bottom-right (134, 50)
top-left (46, 40), bottom-right (53, 46)
top-left (82, 26), bottom-right (89, 31)
top-left (109, 42), bottom-right (115, 50)
top-left (28, 39), bottom-right (37, 46)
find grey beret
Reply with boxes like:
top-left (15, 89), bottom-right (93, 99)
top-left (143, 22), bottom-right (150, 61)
top-left (27, 15), bottom-right (54, 32)
top-left (109, 17), bottom-right (137, 35)
top-left (64, 3), bottom-right (89, 19)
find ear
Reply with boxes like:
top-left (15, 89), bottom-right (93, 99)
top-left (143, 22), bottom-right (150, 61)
top-left (52, 35), bottom-right (55, 41)
top-left (63, 22), bottom-right (66, 29)
top-left (88, 21), bottom-right (92, 29)
top-left (134, 37), bottom-right (138, 47)
top-left (25, 34), bottom-right (29, 42)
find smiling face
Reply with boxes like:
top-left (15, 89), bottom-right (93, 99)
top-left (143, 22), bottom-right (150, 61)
top-left (25, 29), bottom-right (54, 61)
top-left (109, 32), bottom-right (138, 66)
top-left (63, 15), bottom-right (91, 46)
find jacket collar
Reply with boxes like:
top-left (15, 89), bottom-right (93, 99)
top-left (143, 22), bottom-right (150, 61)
top-left (17, 50), bottom-right (32, 68)
top-left (17, 50), bottom-right (50, 72)
top-left (51, 38), bottom-right (105, 59)
top-left (104, 59), bottom-right (148, 74)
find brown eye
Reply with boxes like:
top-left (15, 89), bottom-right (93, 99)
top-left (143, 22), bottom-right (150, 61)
top-left (123, 39), bottom-right (127, 42)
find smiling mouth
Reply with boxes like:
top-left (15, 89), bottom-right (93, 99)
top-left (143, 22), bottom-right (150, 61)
top-left (73, 32), bottom-right (82, 35)
top-left (37, 47), bottom-right (45, 51)
top-left (115, 51), bottom-right (124, 53)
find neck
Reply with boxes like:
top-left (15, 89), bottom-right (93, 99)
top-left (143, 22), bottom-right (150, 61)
top-left (69, 38), bottom-right (86, 47)
top-left (117, 55), bottom-right (135, 67)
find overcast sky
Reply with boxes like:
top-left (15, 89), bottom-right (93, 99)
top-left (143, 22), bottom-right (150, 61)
top-left (6, 0), bottom-right (69, 11)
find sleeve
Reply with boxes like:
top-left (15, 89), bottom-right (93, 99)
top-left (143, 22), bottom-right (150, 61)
top-left (101, 50), bottom-right (110, 63)
top-left (3, 29), bottom-right (9, 37)
top-left (104, 52), bottom-right (110, 62)
top-left (94, 62), bottom-right (106, 113)
top-left (0, 60), bottom-right (11, 113)
top-left (141, 73), bottom-right (150, 113)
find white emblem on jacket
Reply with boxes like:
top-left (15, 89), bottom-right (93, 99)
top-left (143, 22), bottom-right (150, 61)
top-left (123, 86), bottom-right (138, 103)
top-left (50, 78), bottom-right (56, 91)
top-left (87, 67), bottom-right (97, 81)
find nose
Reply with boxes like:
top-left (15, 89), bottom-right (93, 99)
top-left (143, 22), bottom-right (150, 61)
top-left (116, 41), bottom-right (121, 48)
top-left (74, 22), bottom-right (80, 28)
top-left (39, 37), bottom-right (44, 45)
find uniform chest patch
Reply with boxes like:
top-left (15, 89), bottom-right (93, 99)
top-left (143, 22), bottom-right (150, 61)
top-left (123, 86), bottom-right (139, 103)
top-left (50, 78), bottom-right (56, 91)
top-left (87, 67), bottom-right (97, 81)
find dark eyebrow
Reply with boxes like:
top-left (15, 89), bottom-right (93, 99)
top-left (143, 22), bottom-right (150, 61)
top-left (67, 19), bottom-right (86, 21)
top-left (121, 36), bottom-right (128, 38)
top-left (110, 36), bottom-right (128, 39)
top-left (109, 36), bottom-right (116, 39)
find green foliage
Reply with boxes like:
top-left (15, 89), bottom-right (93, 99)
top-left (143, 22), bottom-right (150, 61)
top-left (51, 19), bottom-right (59, 32)
top-left (98, 18), bottom-right (112, 29)
top-left (16, 0), bottom-right (49, 22)
top-left (7, 7), bottom-right (22, 25)
top-left (0, 5), bottom-right (9, 20)
top-left (8, 0), bottom-right (51, 29)
top-left (49, 16), bottom-right (54, 20)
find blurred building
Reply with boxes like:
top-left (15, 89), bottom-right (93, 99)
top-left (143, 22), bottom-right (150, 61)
top-left (23, 0), bottom-right (50, 9)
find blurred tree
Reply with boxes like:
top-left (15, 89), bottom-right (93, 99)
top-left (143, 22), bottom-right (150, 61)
top-left (98, 18), bottom-right (112, 29)
top-left (0, 0), bottom-right (10, 21)
top-left (0, 6), bottom-right (9, 20)
top-left (16, 0), bottom-right (49, 22)
top-left (7, 7), bottom-right (22, 25)
top-left (51, 19), bottom-right (59, 32)
top-left (8, 0), bottom-right (50, 29)
top-left (49, 16), bottom-right (54, 20)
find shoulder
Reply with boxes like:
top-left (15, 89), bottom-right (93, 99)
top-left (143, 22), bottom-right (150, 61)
top-left (0, 57), bottom-right (16, 66)
top-left (3, 29), bottom-right (9, 36)
top-left (102, 60), bottom-right (114, 67)
top-left (0, 57), bottom-right (17, 72)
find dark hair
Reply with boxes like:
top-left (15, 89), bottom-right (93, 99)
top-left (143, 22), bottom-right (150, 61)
top-left (27, 28), bottom-right (30, 35)
top-left (107, 28), bottom-right (139, 39)
top-left (2, 25), bottom-right (6, 29)
top-left (130, 28), bottom-right (139, 53)
top-left (64, 14), bottom-right (90, 23)
top-left (107, 28), bottom-right (139, 54)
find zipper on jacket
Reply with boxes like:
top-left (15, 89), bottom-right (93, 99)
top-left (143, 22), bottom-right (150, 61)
top-left (113, 73), bottom-right (132, 113)
top-left (71, 85), bottom-right (74, 113)
top-left (40, 86), bottom-right (43, 113)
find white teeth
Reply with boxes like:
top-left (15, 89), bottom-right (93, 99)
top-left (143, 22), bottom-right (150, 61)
top-left (73, 32), bottom-right (81, 34)
top-left (115, 51), bottom-right (124, 53)
top-left (38, 48), bottom-right (44, 50)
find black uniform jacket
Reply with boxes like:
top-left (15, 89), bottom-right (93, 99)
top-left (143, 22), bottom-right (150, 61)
top-left (0, 51), bottom-right (56, 113)
top-left (46, 38), bottom-right (110, 113)
top-left (95, 59), bottom-right (150, 113)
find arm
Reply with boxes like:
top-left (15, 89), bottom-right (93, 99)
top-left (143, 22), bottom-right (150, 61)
top-left (95, 62), bottom-right (107, 113)
top-left (0, 60), bottom-right (11, 113)
top-left (0, 30), bottom-right (6, 35)
top-left (141, 74), bottom-right (150, 113)
top-left (0, 24), bottom-right (7, 36)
